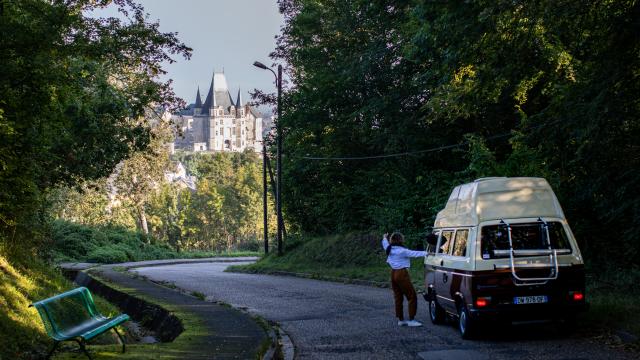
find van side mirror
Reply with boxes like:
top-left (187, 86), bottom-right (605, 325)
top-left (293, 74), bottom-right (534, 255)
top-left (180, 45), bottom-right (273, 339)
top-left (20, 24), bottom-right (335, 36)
top-left (424, 233), bottom-right (438, 247)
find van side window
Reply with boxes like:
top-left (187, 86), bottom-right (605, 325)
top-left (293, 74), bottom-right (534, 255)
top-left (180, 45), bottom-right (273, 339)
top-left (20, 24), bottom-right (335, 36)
top-left (452, 229), bottom-right (468, 257)
top-left (438, 230), bottom-right (453, 254)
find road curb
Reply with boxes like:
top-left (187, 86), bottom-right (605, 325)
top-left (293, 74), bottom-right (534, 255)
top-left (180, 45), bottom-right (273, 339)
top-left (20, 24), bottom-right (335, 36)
top-left (140, 275), bottom-right (286, 360)
top-left (60, 259), bottom-right (279, 359)
top-left (116, 259), bottom-right (285, 360)
top-left (122, 260), bottom-right (295, 360)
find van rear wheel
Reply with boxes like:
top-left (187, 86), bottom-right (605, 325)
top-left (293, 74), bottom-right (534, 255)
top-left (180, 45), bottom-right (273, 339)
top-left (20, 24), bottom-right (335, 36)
top-left (458, 303), bottom-right (477, 339)
top-left (429, 298), bottom-right (445, 324)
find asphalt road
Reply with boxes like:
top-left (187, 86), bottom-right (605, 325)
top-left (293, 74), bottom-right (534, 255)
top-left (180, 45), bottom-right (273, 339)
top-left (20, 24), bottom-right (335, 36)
top-left (132, 262), bottom-right (631, 360)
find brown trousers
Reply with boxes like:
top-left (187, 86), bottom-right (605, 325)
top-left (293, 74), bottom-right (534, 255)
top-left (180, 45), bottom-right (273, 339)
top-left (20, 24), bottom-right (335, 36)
top-left (390, 268), bottom-right (417, 320)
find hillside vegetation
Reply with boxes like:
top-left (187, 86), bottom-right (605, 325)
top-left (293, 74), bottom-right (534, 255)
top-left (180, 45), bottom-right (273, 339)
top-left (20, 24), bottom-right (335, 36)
top-left (50, 150), bottom-right (273, 254)
top-left (272, 0), bottom-right (639, 273)
top-left (0, 248), bottom-right (120, 359)
top-left (234, 233), bottom-right (424, 287)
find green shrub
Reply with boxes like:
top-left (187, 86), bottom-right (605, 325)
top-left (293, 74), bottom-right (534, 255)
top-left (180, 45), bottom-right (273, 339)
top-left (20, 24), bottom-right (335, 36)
top-left (50, 220), bottom-right (168, 263)
top-left (49, 220), bottom-right (257, 263)
top-left (86, 246), bottom-right (130, 264)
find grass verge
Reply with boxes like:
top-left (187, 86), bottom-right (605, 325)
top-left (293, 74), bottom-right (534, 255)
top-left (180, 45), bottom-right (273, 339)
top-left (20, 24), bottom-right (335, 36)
top-left (51, 272), bottom-right (214, 360)
top-left (0, 248), bottom-right (123, 360)
top-left (229, 233), bottom-right (425, 289)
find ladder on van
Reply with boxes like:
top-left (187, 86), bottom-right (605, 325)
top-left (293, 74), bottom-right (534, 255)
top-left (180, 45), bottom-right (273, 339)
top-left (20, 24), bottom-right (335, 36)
top-left (496, 218), bottom-right (562, 286)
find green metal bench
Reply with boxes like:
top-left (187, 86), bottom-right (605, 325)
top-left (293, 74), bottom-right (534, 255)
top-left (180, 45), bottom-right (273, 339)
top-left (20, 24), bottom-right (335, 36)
top-left (30, 286), bottom-right (130, 360)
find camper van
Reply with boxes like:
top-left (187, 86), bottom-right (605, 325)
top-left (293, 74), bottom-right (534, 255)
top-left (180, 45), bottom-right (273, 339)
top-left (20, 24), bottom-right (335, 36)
top-left (423, 177), bottom-right (586, 338)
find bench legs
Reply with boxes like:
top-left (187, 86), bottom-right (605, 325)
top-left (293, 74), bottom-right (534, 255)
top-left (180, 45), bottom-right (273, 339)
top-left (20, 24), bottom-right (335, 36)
top-left (46, 329), bottom-right (124, 360)
top-left (73, 339), bottom-right (93, 360)
top-left (46, 341), bottom-right (59, 359)
top-left (112, 327), bottom-right (126, 353)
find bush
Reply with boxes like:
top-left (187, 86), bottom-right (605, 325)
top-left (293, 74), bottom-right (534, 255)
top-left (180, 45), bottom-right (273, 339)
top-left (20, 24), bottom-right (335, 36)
top-left (50, 220), bottom-right (176, 263)
top-left (49, 220), bottom-right (258, 263)
top-left (86, 245), bottom-right (130, 263)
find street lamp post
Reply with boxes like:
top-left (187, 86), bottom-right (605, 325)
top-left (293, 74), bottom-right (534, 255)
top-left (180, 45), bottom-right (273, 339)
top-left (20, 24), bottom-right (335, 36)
top-left (262, 142), bottom-right (268, 254)
top-left (253, 61), bottom-right (283, 255)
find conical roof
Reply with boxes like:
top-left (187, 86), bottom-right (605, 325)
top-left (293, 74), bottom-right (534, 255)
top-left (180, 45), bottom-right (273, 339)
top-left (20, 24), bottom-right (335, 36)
top-left (194, 87), bottom-right (202, 108)
top-left (199, 72), bottom-right (237, 115)
top-left (236, 88), bottom-right (243, 108)
top-left (202, 75), bottom-right (216, 109)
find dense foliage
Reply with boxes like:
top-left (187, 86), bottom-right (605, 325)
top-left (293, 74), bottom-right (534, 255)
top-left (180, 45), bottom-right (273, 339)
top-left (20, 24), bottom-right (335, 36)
top-left (272, 0), bottom-right (639, 268)
top-left (52, 150), bottom-right (274, 252)
top-left (49, 220), bottom-right (176, 263)
top-left (0, 0), bottom-right (190, 250)
top-left (147, 151), bottom-right (274, 251)
top-left (156, 151), bottom-right (275, 251)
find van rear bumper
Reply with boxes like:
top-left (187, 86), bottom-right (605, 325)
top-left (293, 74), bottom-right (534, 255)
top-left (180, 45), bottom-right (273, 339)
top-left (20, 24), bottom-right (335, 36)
top-left (469, 302), bottom-right (588, 321)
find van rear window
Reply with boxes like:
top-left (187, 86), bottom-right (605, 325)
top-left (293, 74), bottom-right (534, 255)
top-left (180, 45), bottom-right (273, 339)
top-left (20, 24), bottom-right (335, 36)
top-left (481, 222), bottom-right (571, 259)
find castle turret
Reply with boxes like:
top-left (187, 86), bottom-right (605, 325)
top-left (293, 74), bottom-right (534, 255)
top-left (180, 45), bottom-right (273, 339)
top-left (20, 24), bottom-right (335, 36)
top-left (235, 88), bottom-right (244, 118)
top-left (202, 74), bottom-right (216, 115)
top-left (193, 87), bottom-right (202, 115)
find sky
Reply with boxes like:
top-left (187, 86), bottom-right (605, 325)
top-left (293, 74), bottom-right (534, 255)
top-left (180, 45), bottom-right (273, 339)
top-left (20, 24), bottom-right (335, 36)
top-left (96, 0), bottom-right (284, 109)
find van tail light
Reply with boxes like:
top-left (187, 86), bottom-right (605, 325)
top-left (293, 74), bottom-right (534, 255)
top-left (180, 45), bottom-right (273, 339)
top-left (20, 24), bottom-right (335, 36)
top-left (570, 291), bottom-right (584, 301)
top-left (475, 297), bottom-right (491, 307)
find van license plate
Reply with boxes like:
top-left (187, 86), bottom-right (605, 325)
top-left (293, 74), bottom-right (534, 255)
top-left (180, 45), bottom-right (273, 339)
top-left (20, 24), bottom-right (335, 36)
top-left (513, 295), bottom-right (548, 304)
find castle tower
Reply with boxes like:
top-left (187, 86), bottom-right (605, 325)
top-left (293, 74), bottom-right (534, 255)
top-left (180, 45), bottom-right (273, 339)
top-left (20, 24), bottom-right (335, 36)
top-left (172, 70), bottom-right (262, 153)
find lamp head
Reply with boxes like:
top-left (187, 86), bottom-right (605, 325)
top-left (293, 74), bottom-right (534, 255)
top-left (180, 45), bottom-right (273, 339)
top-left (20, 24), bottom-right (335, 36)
top-left (253, 61), bottom-right (268, 70)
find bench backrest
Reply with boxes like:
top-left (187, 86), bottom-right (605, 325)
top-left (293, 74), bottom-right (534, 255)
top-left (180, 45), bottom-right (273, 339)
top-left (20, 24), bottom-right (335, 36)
top-left (31, 287), bottom-right (102, 339)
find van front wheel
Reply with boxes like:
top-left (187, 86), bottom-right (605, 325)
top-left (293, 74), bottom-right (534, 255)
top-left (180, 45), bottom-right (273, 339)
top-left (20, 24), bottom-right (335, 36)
top-left (458, 303), bottom-right (477, 339)
top-left (429, 298), bottom-right (445, 324)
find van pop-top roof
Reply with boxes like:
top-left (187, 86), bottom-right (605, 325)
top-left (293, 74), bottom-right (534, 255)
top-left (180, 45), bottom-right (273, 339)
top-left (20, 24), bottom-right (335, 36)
top-left (434, 177), bottom-right (566, 228)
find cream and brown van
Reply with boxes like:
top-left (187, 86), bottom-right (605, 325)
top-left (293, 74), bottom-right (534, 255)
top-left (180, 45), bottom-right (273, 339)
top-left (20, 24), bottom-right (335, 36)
top-left (423, 177), bottom-right (586, 338)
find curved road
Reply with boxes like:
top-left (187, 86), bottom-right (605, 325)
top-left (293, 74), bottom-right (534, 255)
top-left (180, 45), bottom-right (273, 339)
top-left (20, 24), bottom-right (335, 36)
top-left (132, 262), bottom-right (631, 360)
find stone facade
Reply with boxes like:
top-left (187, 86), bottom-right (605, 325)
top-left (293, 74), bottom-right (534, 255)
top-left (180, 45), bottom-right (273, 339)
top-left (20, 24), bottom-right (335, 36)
top-left (173, 72), bottom-right (262, 152)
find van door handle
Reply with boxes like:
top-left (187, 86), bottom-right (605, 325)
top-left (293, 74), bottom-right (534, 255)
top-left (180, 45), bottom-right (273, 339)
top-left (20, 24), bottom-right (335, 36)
top-left (439, 259), bottom-right (444, 266)
top-left (442, 273), bottom-right (448, 283)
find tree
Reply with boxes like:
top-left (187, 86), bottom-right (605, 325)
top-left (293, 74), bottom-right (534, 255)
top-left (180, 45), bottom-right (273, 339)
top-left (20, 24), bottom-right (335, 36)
top-left (0, 0), bottom-right (191, 248)
top-left (112, 115), bottom-right (172, 235)
top-left (271, 0), bottom-right (640, 264)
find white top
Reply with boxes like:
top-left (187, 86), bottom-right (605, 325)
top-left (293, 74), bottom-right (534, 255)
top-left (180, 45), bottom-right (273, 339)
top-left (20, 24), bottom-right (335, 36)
top-left (434, 177), bottom-right (566, 228)
top-left (381, 238), bottom-right (427, 270)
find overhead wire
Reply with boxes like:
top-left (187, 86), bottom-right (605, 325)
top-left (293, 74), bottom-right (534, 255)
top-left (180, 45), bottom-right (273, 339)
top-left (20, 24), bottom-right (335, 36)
top-left (298, 120), bottom-right (559, 161)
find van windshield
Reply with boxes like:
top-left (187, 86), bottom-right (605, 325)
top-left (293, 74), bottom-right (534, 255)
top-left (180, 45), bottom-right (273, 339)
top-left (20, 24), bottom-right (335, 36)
top-left (481, 222), bottom-right (571, 259)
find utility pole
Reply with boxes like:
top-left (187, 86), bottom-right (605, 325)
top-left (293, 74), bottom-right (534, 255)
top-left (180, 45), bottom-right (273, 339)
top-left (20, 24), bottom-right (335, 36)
top-left (265, 157), bottom-right (287, 238)
top-left (253, 61), bottom-right (285, 255)
top-left (276, 64), bottom-right (283, 256)
top-left (262, 143), bottom-right (268, 254)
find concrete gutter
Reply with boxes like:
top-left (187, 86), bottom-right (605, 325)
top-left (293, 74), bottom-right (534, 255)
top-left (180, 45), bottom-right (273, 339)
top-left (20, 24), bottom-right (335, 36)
top-left (60, 257), bottom-right (281, 360)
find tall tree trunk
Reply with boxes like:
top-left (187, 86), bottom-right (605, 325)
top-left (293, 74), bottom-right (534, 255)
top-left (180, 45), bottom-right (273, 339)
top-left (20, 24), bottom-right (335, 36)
top-left (137, 205), bottom-right (149, 239)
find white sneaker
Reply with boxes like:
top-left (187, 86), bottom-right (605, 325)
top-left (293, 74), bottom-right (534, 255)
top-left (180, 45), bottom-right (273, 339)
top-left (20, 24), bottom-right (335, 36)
top-left (397, 320), bottom-right (408, 326)
top-left (406, 320), bottom-right (423, 327)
